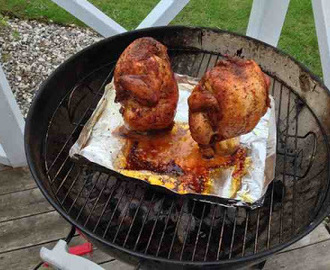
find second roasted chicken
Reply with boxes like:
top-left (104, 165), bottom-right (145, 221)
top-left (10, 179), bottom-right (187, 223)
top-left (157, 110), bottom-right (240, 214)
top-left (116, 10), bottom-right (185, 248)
top-left (188, 58), bottom-right (270, 158)
top-left (114, 37), bottom-right (178, 132)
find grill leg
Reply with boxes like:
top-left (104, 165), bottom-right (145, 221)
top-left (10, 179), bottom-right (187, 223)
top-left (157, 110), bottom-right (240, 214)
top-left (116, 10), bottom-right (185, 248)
top-left (250, 260), bottom-right (267, 269)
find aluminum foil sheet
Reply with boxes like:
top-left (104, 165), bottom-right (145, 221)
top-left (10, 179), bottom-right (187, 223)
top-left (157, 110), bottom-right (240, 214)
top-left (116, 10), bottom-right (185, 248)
top-left (70, 74), bottom-right (276, 208)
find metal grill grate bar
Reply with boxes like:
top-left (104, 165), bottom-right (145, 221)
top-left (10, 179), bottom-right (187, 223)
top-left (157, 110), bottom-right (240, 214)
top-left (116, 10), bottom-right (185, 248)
top-left (46, 66), bottom-right (115, 174)
top-left (67, 174), bottom-right (90, 214)
top-left (75, 173), bottom-right (101, 220)
top-left (83, 175), bottom-right (111, 227)
top-left (192, 204), bottom-right (206, 261)
top-left (292, 93), bottom-right (299, 232)
top-left (123, 191), bottom-right (146, 247)
top-left (180, 200), bottom-right (196, 260)
top-left (92, 179), bottom-right (121, 233)
top-left (103, 182), bottom-right (128, 238)
top-left (113, 186), bottom-right (140, 243)
top-left (55, 163), bottom-right (75, 195)
top-left (217, 208), bottom-right (227, 260)
top-left (195, 53), bottom-right (206, 77)
top-left (279, 85), bottom-right (291, 242)
top-left (229, 213), bottom-right (237, 259)
top-left (145, 197), bottom-right (165, 254)
top-left (204, 204), bottom-right (217, 261)
top-left (133, 194), bottom-right (157, 251)
top-left (266, 76), bottom-right (277, 250)
top-left (156, 200), bottom-right (175, 256)
top-left (254, 209), bottom-right (261, 254)
top-left (51, 156), bottom-right (71, 184)
top-left (267, 183), bottom-right (275, 249)
top-left (242, 211), bottom-right (250, 256)
top-left (168, 202), bottom-right (185, 259)
top-left (60, 169), bottom-right (81, 205)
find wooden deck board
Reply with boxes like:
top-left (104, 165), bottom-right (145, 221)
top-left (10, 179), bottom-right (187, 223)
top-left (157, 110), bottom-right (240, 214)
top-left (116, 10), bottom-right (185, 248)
top-left (264, 239), bottom-right (330, 270)
top-left (280, 223), bottom-right (330, 253)
top-left (0, 167), bottom-right (36, 195)
top-left (0, 187), bottom-right (53, 222)
top-left (100, 260), bottom-right (136, 270)
top-left (0, 211), bottom-right (70, 253)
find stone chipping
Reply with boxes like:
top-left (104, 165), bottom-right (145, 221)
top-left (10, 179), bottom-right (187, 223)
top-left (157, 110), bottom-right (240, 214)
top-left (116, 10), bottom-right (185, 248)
top-left (0, 18), bottom-right (102, 117)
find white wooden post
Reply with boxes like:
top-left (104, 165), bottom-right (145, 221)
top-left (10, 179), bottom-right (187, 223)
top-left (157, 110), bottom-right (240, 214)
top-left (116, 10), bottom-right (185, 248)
top-left (137, 0), bottom-right (190, 29)
top-left (0, 144), bottom-right (10, 166)
top-left (246, 0), bottom-right (290, 47)
top-left (0, 65), bottom-right (26, 167)
top-left (312, 0), bottom-right (330, 88)
top-left (51, 0), bottom-right (126, 37)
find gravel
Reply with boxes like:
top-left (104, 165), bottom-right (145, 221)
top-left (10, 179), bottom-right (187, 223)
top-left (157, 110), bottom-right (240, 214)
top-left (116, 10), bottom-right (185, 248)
top-left (0, 18), bottom-right (102, 117)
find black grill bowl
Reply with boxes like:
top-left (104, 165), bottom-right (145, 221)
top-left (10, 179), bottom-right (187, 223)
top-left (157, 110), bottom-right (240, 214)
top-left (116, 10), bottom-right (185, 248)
top-left (25, 26), bottom-right (330, 269)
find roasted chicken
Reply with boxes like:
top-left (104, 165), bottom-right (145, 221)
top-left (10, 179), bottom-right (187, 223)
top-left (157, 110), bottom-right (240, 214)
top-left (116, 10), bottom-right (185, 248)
top-left (188, 58), bottom-right (270, 158)
top-left (114, 37), bottom-right (178, 132)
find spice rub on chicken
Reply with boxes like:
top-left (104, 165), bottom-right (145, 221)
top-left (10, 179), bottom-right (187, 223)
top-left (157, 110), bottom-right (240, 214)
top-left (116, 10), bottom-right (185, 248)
top-left (114, 37), bottom-right (178, 132)
top-left (188, 58), bottom-right (270, 158)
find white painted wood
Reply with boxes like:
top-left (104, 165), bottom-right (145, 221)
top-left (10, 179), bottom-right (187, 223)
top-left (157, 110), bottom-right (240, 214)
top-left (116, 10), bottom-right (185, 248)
top-left (312, 0), bottom-right (330, 88)
top-left (246, 0), bottom-right (290, 47)
top-left (0, 65), bottom-right (26, 167)
top-left (137, 0), bottom-right (190, 29)
top-left (41, 240), bottom-right (104, 270)
top-left (51, 0), bottom-right (126, 37)
top-left (0, 144), bottom-right (10, 166)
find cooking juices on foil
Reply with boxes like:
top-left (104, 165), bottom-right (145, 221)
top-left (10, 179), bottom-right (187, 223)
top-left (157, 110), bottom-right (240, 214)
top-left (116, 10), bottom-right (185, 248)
top-left (69, 75), bottom-right (276, 208)
top-left (112, 124), bottom-right (249, 195)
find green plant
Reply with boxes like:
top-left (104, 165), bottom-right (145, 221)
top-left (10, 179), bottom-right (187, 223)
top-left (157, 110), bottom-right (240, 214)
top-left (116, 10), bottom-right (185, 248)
top-left (12, 29), bottom-right (20, 40)
top-left (0, 14), bottom-right (8, 27)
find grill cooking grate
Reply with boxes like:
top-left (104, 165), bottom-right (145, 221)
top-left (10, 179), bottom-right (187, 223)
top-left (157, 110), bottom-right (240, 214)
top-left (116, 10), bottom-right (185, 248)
top-left (43, 49), bottom-right (328, 262)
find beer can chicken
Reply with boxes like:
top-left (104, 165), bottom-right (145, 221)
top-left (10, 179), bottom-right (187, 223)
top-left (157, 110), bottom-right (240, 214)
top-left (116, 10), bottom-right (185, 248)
top-left (114, 37), bottom-right (178, 132)
top-left (188, 58), bottom-right (270, 158)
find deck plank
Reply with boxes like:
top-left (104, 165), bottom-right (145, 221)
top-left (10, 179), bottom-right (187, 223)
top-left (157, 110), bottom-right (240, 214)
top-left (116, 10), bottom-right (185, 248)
top-left (0, 167), bottom-right (36, 195)
top-left (0, 236), bottom-right (112, 270)
top-left (264, 239), bottom-right (330, 270)
top-left (280, 223), bottom-right (330, 253)
top-left (101, 260), bottom-right (135, 270)
top-left (0, 211), bottom-right (70, 253)
top-left (0, 187), bottom-right (53, 222)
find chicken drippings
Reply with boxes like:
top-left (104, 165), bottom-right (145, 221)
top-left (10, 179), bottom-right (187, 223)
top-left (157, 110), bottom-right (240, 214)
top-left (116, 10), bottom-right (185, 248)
top-left (113, 123), bottom-right (248, 194)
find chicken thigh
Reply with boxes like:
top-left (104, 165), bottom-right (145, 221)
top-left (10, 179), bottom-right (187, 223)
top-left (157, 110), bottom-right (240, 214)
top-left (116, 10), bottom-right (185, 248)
top-left (188, 58), bottom-right (270, 158)
top-left (114, 37), bottom-right (178, 132)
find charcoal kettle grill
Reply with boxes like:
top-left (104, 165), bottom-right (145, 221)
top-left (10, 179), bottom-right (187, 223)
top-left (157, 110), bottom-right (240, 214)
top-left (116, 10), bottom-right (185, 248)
top-left (25, 26), bottom-right (330, 269)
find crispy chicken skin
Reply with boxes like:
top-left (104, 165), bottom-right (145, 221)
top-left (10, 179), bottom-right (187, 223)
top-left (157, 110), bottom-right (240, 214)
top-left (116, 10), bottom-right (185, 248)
top-left (188, 58), bottom-right (270, 158)
top-left (114, 37), bottom-right (178, 132)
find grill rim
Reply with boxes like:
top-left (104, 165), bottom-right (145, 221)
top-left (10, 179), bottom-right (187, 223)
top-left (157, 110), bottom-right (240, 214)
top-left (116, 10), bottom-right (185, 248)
top-left (25, 25), bottom-right (330, 267)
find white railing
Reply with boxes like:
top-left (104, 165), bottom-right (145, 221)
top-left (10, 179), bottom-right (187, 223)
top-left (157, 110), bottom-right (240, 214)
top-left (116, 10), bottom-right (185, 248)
top-left (0, 65), bottom-right (26, 167)
top-left (312, 0), bottom-right (330, 87)
top-left (0, 0), bottom-right (329, 167)
top-left (246, 0), bottom-right (290, 47)
top-left (51, 0), bottom-right (190, 36)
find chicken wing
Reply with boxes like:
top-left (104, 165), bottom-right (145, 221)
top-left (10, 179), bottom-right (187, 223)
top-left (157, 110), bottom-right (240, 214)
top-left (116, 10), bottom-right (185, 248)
top-left (114, 37), bottom-right (178, 132)
top-left (188, 58), bottom-right (270, 158)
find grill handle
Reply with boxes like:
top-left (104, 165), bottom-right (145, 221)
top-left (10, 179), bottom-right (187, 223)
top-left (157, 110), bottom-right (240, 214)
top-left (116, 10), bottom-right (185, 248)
top-left (40, 240), bottom-right (104, 270)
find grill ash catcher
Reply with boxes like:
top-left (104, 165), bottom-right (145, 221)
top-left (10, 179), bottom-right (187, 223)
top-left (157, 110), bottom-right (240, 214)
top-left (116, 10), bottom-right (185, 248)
top-left (25, 26), bottom-right (330, 270)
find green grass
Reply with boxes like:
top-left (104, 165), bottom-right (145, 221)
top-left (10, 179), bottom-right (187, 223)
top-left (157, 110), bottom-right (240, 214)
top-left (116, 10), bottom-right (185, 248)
top-left (0, 0), bottom-right (322, 77)
top-left (279, 0), bottom-right (321, 77)
top-left (0, 14), bottom-right (8, 27)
